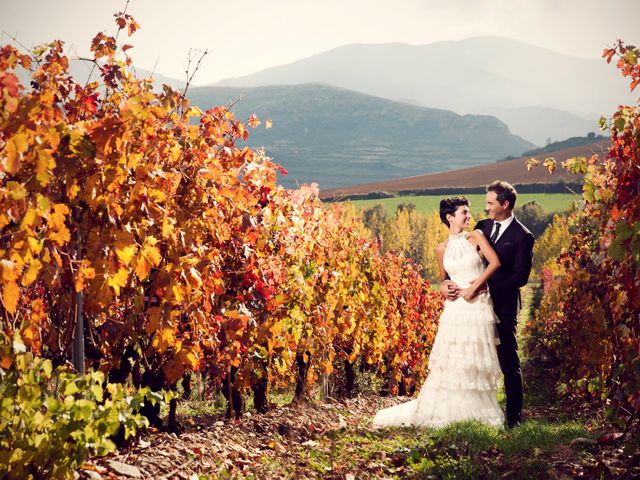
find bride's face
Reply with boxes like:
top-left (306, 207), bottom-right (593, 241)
top-left (449, 205), bottom-right (471, 230)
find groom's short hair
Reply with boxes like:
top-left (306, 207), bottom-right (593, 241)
top-left (487, 180), bottom-right (517, 210)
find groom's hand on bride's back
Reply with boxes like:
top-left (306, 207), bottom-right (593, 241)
top-left (440, 280), bottom-right (460, 300)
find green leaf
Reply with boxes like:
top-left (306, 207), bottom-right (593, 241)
top-left (615, 221), bottom-right (633, 241)
top-left (42, 360), bottom-right (53, 378)
top-left (64, 381), bottom-right (79, 396)
top-left (90, 383), bottom-right (104, 402)
top-left (73, 399), bottom-right (95, 421)
top-left (608, 242), bottom-right (626, 261)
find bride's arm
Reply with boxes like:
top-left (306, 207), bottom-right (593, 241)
top-left (436, 241), bottom-right (447, 283)
top-left (460, 230), bottom-right (501, 300)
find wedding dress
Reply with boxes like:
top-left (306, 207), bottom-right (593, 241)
top-left (373, 232), bottom-right (504, 428)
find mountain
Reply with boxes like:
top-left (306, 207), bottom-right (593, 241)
top-left (187, 83), bottom-right (535, 189)
top-left (319, 140), bottom-right (610, 200)
top-left (68, 60), bottom-right (187, 90)
top-left (214, 37), bottom-right (633, 144)
top-left (521, 133), bottom-right (608, 157)
top-left (469, 106), bottom-right (600, 146)
top-left (14, 59), bottom-right (186, 91)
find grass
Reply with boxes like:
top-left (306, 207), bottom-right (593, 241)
top-left (348, 192), bottom-right (580, 215)
top-left (293, 417), bottom-right (590, 479)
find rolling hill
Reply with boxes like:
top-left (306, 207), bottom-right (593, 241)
top-left (319, 140), bottom-right (610, 200)
top-left (214, 37), bottom-right (632, 144)
top-left (187, 83), bottom-right (534, 189)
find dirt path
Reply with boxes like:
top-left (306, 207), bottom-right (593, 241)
top-left (78, 393), bottom-right (637, 479)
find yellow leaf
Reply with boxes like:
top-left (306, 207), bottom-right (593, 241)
top-left (107, 267), bottom-right (129, 296)
top-left (177, 347), bottom-right (200, 370)
top-left (36, 194), bottom-right (50, 213)
top-left (4, 132), bottom-right (28, 174)
top-left (36, 150), bottom-right (55, 186)
top-left (162, 216), bottom-right (174, 239)
top-left (74, 263), bottom-right (96, 292)
top-left (20, 208), bottom-right (38, 229)
top-left (2, 281), bottom-right (19, 315)
top-left (160, 327), bottom-right (175, 345)
top-left (22, 260), bottom-right (42, 287)
top-left (67, 182), bottom-right (80, 200)
top-left (114, 231), bottom-right (138, 266)
top-left (170, 144), bottom-right (182, 161)
top-left (187, 267), bottom-right (202, 288)
top-left (185, 106), bottom-right (203, 118)
top-left (126, 153), bottom-right (142, 169)
top-left (135, 237), bottom-right (161, 279)
top-left (47, 227), bottom-right (71, 247)
top-left (0, 259), bottom-right (20, 283)
top-left (172, 283), bottom-right (183, 302)
top-left (134, 257), bottom-right (151, 280)
top-left (27, 237), bottom-right (42, 255)
top-left (6, 181), bottom-right (28, 200)
top-left (145, 306), bottom-right (162, 334)
top-left (46, 204), bottom-right (71, 246)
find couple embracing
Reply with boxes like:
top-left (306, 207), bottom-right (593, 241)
top-left (373, 180), bottom-right (534, 430)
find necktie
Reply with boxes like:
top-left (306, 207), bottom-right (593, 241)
top-left (490, 222), bottom-right (501, 243)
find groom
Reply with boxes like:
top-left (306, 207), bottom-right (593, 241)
top-left (441, 180), bottom-right (534, 428)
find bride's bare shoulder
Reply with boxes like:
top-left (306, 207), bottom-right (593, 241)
top-left (436, 240), bottom-right (448, 254)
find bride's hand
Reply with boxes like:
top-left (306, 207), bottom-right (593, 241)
top-left (460, 286), bottom-right (477, 301)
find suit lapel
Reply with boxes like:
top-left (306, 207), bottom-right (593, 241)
top-left (495, 218), bottom-right (519, 246)
top-left (483, 219), bottom-right (494, 240)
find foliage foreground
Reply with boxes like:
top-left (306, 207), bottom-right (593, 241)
top-left (76, 392), bottom-right (637, 480)
top-left (1, 11), bottom-right (442, 477)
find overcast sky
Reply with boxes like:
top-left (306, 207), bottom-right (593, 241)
top-left (2, 0), bottom-right (639, 85)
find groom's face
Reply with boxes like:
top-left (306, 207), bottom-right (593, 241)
top-left (485, 191), bottom-right (509, 221)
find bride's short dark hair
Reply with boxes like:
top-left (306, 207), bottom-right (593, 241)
top-left (439, 196), bottom-right (469, 227)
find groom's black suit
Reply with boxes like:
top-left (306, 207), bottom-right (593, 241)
top-left (476, 217), bottom-right (534, 427)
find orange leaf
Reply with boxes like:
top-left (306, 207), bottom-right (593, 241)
top-left (22, 260), bottom-right (42, 287)
top-left (36, 149), bottom-right (55, 186)
top-left (4, 132), bottom-right (28, 174)
top-left (2, 281), bottom-right (19, 315)
top-left (74, 262), bottom-right (96, 292)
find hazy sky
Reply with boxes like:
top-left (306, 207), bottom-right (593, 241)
top-left (2, 0), bottom-right (639, 85)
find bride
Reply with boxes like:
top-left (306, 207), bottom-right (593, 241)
top-left (373, 196), bottom-right (505, 428)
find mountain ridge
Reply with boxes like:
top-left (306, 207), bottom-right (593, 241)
top-left (212, 37), bottom-right (631, 143)
top-left (187, 83), bottom-right (535, 189)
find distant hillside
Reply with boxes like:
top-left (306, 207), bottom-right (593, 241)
top-left (187, 83), bottom-right (534, 189)
top-left (14, 60), bottom-right (186, 91)
top-left (214, 37), bottom-right (633, 144)
top-left (320, 140), bottom-right (610, 199)
top-left (472, 106), bottom-right (600, 146)
top-left (521, 134), bottom-right (608, 157)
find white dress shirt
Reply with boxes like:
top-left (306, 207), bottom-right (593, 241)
top-left (491, 213), bottom-right (514, 242)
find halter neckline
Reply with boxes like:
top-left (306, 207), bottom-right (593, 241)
top-left (448, 231), bottom-right (467, 240)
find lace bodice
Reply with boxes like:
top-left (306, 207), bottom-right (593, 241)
top-left (443, 232), bottom-right (485, 289)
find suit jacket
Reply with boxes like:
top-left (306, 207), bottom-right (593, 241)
top-left (476, 217), bottom-right (534, 318)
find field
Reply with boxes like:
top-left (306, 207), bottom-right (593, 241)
top-left (319, 141), bottom-right (609, 199)
top-left (347, 192), bottom-right (580, 216)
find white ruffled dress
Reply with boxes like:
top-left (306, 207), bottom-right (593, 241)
top-left (373, 232), bottom-right (504, 428)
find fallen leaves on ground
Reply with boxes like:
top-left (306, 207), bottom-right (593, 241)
top-left (79, 395), bottom-right (640, 479)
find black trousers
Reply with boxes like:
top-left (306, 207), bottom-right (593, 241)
top-left (494, 310), bottom-right (523, 426)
